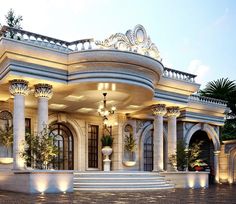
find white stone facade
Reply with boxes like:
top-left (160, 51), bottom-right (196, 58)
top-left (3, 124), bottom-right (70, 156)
top-left (0, 25), bottom-right (230, 185)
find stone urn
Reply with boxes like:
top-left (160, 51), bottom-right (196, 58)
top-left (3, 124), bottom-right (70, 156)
top-left (102, 146), bottom-right (112, 171)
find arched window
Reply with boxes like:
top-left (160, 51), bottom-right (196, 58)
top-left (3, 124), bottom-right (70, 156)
top-left (49, 123), bottom-right (74, 170)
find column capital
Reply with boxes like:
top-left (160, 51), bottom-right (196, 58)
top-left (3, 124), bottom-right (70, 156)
top-left (166, 106), bottom-right (180, 117)
top-left (152, 104), bottom-right (167, 116)
top-left (9, 79), bottom-right (29, 96)
top-left (34, 83), bottom-right (53, 99)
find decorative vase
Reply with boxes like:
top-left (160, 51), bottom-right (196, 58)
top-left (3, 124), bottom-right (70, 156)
top-left (101, 146), bottom-right (112, 171)
top-left (101, 146), bottom-right (112, 160)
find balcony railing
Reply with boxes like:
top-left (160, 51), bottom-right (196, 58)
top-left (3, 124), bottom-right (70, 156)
top-left (163, 67), bottom-right (196, 83)
top-left (0, 26), bottom-right (198, 84)
top-left (189, 94), bottom-right (227, 106)
top-left (0, 26), bottom-right (94, 52)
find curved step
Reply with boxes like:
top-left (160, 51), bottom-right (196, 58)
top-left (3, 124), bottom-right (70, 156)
top-left (74, 185), bottom-right (174, 191)
top-left (73, 171), bottom-right (174, 191)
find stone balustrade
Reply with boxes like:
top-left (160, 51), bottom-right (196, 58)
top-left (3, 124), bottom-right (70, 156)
top-left (0, 26), bottom-right (94, 52)
top-left (189, 94), bottom-right (227, 106)
top-left (1, 26), bottom-right (198, 84)
top-left (163, 67), bottom-right (196, 83)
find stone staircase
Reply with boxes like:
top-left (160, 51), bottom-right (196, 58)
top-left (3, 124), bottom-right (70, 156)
top-left (73, 171), bottom-right (174, 191)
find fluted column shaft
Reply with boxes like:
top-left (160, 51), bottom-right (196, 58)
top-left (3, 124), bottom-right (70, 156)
top-left (152, 104), bottom-right (166, 171)
top-left (9, 79), bottom-right (29, 170)
top-left (166, 106), bottom-right (180, 171)
top-left (34, 84), bottom-right (53, 133)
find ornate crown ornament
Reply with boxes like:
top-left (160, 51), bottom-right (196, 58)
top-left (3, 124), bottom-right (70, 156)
top-left (95, 25), bottom-right (161, 61)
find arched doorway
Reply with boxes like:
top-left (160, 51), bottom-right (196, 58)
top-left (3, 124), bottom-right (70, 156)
top-left (144, 129), bottom-right (153, 171)
top-left (49, 123), bottom-right (74, 170)
top-left (189, 130), bottom-right (214, 170)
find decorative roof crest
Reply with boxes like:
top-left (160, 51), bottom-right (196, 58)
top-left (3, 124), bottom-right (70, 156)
top-left (95, 25), bottom-right (161, 61)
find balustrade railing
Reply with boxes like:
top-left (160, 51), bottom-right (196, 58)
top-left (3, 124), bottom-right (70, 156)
top-left (163, 67), bottom-right (196, 83)
top-left (189, 94), bottom-right (227, 106)
top-left (1, 26), bottom-right (200, 84)
top-left (0, 26), bottom-right (94, 52)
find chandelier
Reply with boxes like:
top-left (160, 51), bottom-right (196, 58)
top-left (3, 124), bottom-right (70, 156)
top-left (98, 93), bottom-right (116, 124)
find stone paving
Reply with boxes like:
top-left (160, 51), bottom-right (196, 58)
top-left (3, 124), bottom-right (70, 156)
top-left (0, 184), bottom-right (236, 204)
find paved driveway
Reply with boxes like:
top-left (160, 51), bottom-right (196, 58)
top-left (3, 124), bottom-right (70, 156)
top-left (0, 184), bottom-right (235, 204)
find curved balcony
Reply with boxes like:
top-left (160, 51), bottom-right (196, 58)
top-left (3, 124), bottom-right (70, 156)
top-left (0, 25), bottom-right (166, 105)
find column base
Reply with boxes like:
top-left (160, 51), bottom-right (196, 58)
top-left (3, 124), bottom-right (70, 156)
top-left (103, 159), bottom-right (111, 171)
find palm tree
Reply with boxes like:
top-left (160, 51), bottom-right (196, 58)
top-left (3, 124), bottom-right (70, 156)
top-left (200, 78), bottom-right (236, 140)
top-left (200, 78), bottom-right (236, 116)
top-left (200, 78), bottom-right (236, 100)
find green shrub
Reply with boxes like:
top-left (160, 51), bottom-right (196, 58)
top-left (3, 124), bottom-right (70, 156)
top-left (101, 135), bottom-right (113, 147)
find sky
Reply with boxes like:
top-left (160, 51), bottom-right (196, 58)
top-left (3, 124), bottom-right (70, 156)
top-left (0, 0), bottom-right (236, 88)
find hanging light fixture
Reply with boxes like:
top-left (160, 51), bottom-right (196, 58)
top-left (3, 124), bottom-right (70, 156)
top-left (98, 93), bottom-right (116, 123)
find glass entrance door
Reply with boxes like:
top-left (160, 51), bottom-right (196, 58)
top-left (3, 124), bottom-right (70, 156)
top-left (144, 130), bottom-right (153, 171)
top-left (49, 123), bottom-right (74, 170)
top-left (88, 125), bottom-right (99, 168)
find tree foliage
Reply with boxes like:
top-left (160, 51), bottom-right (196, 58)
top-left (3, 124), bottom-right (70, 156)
top-left (0, 123), bottom-right (13, 157)
top-left (101, 135), bottom-right (113, 147)
top-left (0, 9), bottom-right (23, 38)
top-left (200, 78), bottom-right (236, 116)
top-left (124, 133), bottom-right (137, 152)
top-left (124, 133), bottom-right (137, 161)
top-left (5, 9), bottom-right (23, 29)
top-left (169, 139), bottom-right (203, 171)
top-left (22, 127), bottom-right (57, 170)
top-left (200, 78), bottom-right (236, 139)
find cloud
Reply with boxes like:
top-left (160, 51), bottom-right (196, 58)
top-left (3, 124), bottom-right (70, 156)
top-left (187, 59), bottom-right (210, 84)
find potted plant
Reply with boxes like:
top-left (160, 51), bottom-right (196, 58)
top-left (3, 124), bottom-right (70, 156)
top-left (123, 133), bottom-right (137, 167)
top-left (191, 159), bottom-right (208, 171)
top-left (0, 124), bottom-right (13, 164)
top-left (101, 135), bottom-right (113, 160)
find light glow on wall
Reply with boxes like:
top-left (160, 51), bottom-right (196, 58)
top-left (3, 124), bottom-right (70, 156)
top-left (188, 178), bottom-right (195, 188)
top-left (35, 179), bottom-right (49, 193)
top-left (200, 178), bottom-right (207, 187)
top-left (58, 179), bottom-right (71, 192)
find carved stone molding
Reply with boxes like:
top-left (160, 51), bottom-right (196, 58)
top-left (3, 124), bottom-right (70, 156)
top-left (152, 104), bottom-right (167, 116)
top-left (34, 83), bottom-right (53, 99)
top-left (166, 106), bottom-right (180, 117)
top-left (95, 24), bottom-right (161, 61)
top-left (9, 79), bottom-right (29, 96)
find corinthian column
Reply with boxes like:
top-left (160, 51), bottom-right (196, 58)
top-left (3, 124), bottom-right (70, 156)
top-left (34, 84), bottom-right (53, 133)
top-left (152, 104), bottom-right (167, 172)
top-left (166, 106), bottom-right (180, 171)
top-left (9, 79), bottom-right (29, 170)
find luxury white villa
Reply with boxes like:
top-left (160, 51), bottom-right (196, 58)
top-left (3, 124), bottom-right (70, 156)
top-left (0, 24), bottom-right (235, 193)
